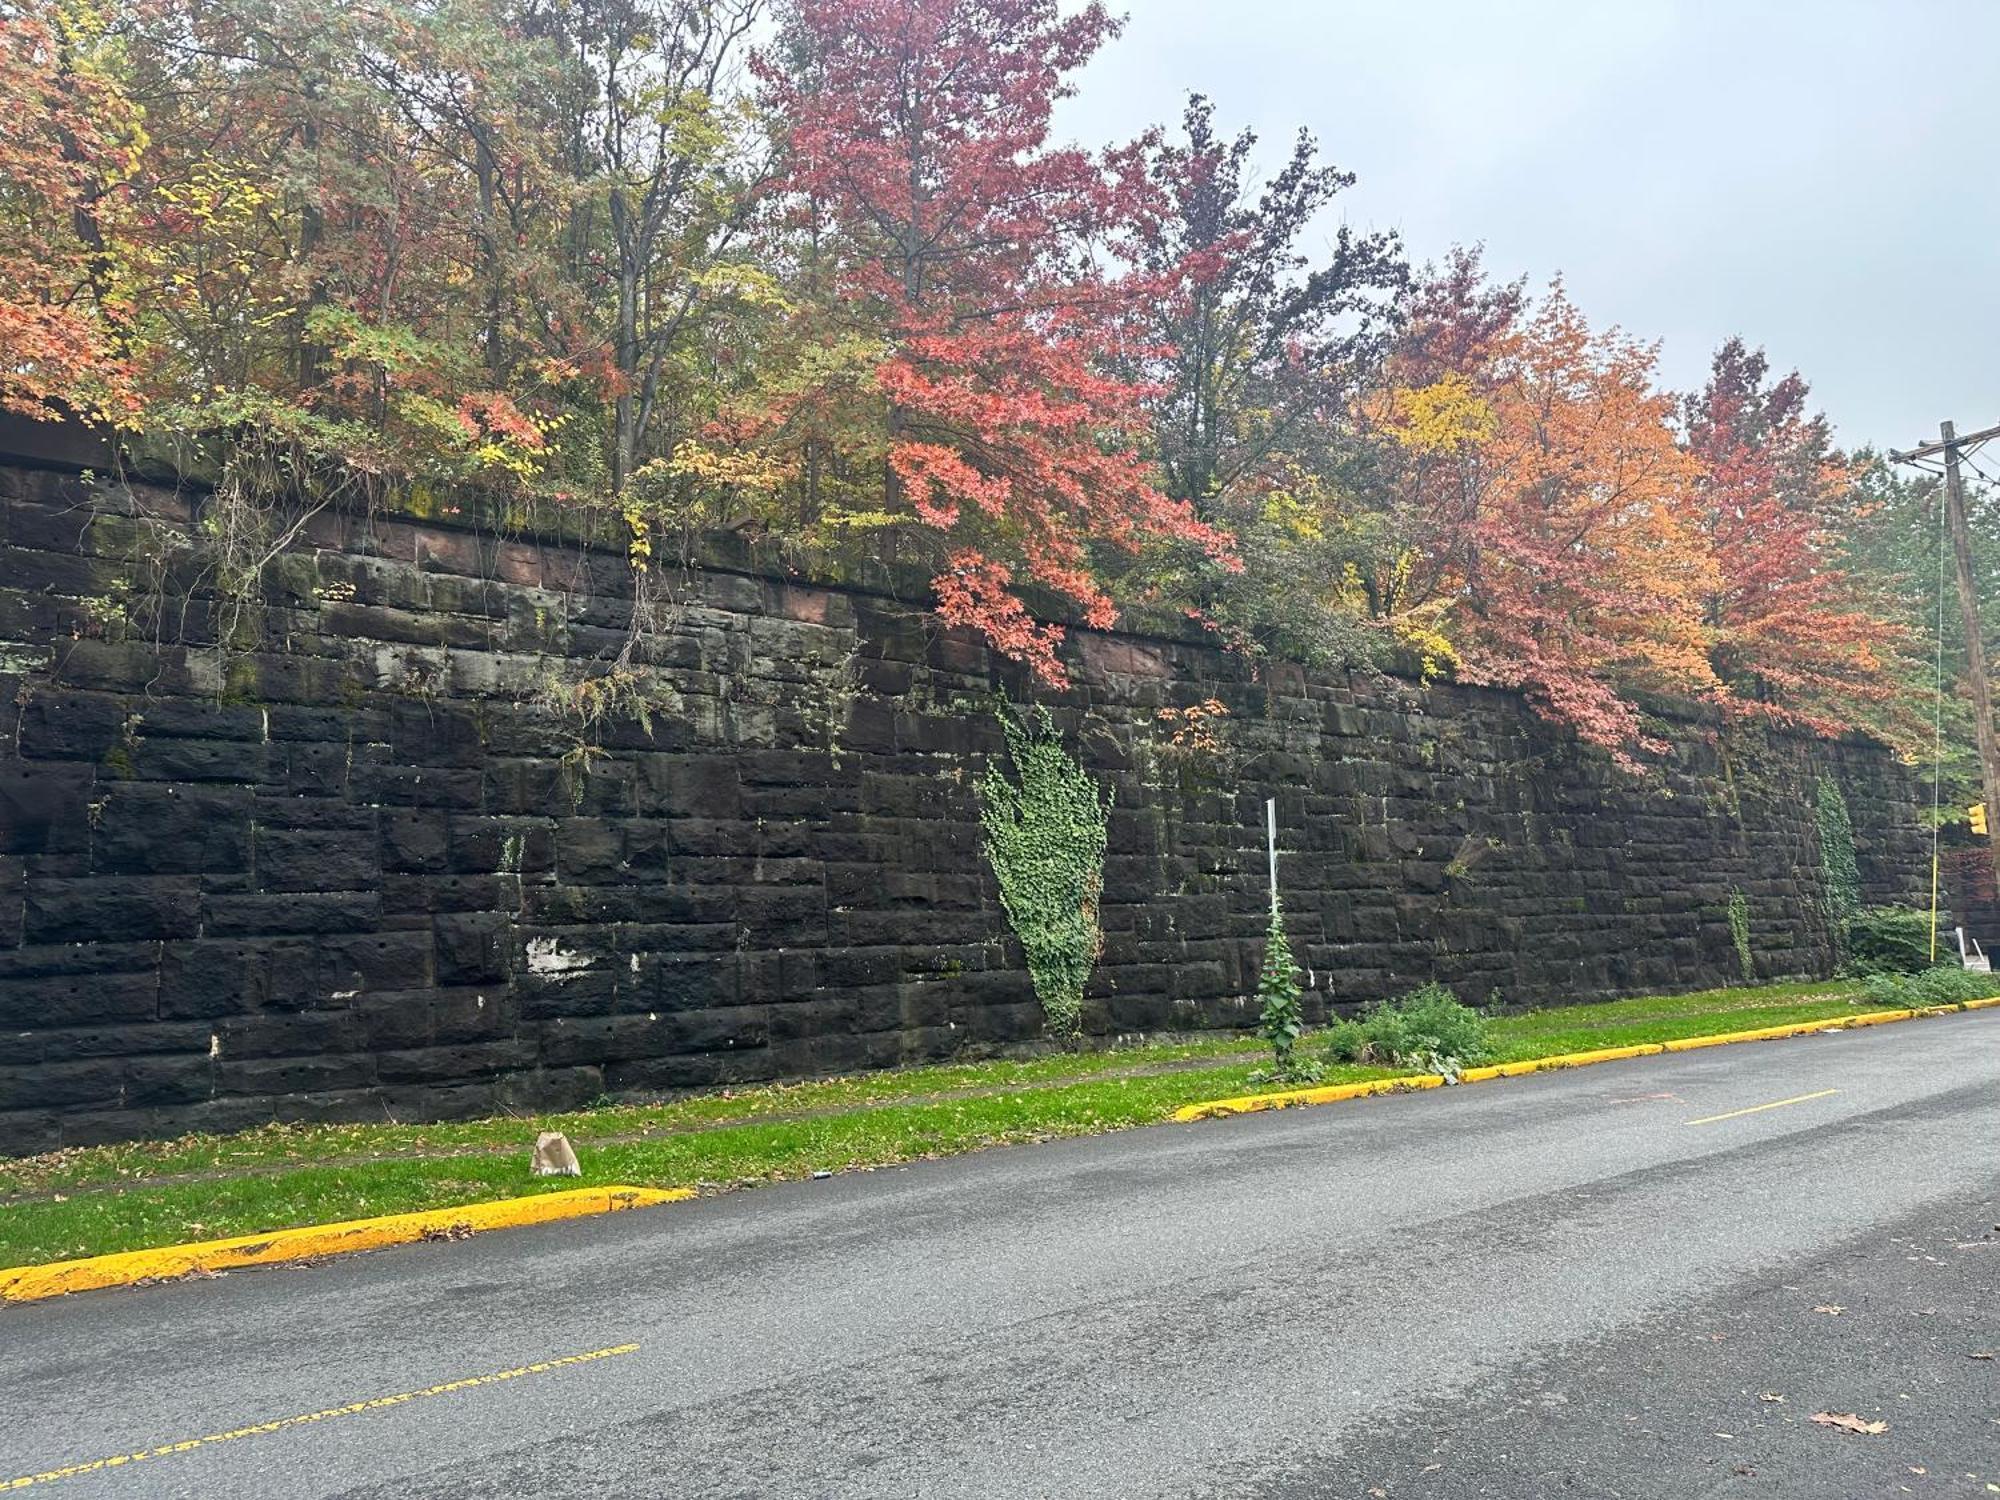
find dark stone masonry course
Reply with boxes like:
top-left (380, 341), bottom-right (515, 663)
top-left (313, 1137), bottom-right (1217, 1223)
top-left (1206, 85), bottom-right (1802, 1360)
top-left (0, 443), bottom-right (1929, 1152)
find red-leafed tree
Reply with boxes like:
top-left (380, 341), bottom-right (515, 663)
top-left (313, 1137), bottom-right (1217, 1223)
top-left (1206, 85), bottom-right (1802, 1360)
top-left (737, 0), bottom-right (1233, 682)
top-left (1681, 339), bottom-right (1911, 737)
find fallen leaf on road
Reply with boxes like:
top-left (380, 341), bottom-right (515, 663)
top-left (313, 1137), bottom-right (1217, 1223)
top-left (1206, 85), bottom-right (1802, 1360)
top-left (1813, 1305), bottom-right (1845, 1316)
top-left (1810, 1412), bottom-right (1887, 1435)
top-left (1969, 1351), bottom-right (1995, 1361)
top-left (1759, 1393), bottom-right (1786, 1403)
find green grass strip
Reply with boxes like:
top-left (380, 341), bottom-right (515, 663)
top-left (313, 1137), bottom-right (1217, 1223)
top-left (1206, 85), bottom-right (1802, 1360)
top-left (0, 978), bottom-right (1900, 1270)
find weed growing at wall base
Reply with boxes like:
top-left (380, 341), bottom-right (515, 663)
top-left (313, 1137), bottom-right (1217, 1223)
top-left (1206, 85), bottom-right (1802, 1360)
top-left (1252, 898), bottom-right (1321, 1086)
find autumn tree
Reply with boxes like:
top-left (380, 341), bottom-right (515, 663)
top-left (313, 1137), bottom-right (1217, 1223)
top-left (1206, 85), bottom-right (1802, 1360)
top-left (1138, 94), bottom-right (1404, 514)
top-left (694, 0), bottom-right (1234, 682)
top-left (1680, 339), bottom-right (1911, 737)
top-left (1366, 261), bottom-right (1715, 767)
top-left (1122, 94), bottom-right (1404, 665)
top-left (0, 3), bottom-right (141, 423)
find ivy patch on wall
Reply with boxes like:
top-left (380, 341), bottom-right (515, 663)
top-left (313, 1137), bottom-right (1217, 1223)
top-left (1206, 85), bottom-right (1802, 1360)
top-left (976, 707), bottom-right (1111, 1037)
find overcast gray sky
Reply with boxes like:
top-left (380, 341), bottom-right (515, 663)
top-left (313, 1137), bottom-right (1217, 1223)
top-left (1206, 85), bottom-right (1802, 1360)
top-left (1057, 0), bottom-right (2000, 455)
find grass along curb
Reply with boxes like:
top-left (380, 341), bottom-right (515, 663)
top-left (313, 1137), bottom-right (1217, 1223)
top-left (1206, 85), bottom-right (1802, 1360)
top-left (0, 1186), bottom-right (688, 1304)
top-left (0, 979), bottom-right (1969, 1279)
top-left (1170, 995), bottom-right (2000, 1121)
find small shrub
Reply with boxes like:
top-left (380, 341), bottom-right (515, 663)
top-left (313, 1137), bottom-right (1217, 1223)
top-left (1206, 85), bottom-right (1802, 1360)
top-left (1321, 1018), bottom-right (1368, 1062)
top-left (1323, 982), bottom-right (1493, 1073)
top-left (1843, 906), bottom-right (1938, 975)
top-left (1860, 966), bottom-right (2000, 1009)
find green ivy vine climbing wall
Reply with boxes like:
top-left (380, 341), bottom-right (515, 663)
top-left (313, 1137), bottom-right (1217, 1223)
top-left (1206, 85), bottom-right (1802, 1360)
top-left (976, 707), bottom-right (1111, 1037)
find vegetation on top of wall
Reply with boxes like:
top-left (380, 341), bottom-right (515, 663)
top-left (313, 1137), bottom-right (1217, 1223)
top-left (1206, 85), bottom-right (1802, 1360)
top-left (975, 708), bottom-right (1111, 1037)
top-left (2, 0), bottom-right (1949, 776)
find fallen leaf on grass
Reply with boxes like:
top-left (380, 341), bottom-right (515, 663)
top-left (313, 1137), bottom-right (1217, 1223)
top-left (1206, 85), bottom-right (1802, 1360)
top-left (1813, 1305), bottom-right (1845, 1316)
top-left (1810, 1412), bottom-right (1887, 1435)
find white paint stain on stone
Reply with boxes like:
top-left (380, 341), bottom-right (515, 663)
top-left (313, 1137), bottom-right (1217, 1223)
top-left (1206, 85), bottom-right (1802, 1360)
top-left (526, 937), bottom-right (592, 975)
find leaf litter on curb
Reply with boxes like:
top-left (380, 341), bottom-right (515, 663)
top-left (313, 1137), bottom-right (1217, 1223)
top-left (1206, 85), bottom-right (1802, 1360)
top-left (1809, 1412), bottom-right (1887, 1436)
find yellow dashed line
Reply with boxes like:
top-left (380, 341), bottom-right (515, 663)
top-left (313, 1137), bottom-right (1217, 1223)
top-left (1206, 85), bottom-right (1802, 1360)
top-left (1, 1343), bottom-right (640, 1491)
top-left (1685, 1089), bottom-right (1839, 1126)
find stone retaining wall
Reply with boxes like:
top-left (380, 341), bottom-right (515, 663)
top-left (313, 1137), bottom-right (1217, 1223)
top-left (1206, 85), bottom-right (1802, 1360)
top-left (0, 440), bottom-right (1930, 1151)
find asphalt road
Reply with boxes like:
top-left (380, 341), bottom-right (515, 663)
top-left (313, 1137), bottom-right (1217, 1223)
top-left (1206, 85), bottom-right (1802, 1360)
top-left (4, 1013), bottom-right (1998, 1499)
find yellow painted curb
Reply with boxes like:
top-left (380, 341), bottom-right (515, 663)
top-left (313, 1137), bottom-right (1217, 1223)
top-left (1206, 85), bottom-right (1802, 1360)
top-left (1171, 995), bottom-right (2000, 1124)
top-left (0, 1185), bottom-right (692, 1304)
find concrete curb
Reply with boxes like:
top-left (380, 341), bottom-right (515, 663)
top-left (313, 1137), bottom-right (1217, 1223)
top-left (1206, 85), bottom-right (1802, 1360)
top-left (0, 1185), bottom-right (692, 1304)
top-left (1169, 995), bottom-right (2000, 1123)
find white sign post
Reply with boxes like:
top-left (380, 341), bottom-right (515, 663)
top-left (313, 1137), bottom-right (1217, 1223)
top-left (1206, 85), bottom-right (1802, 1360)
top-left (1266, 796), bottom-right (1279, 914)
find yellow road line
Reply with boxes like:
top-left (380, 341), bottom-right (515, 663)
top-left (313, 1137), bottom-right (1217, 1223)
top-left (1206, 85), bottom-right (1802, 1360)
top-left (0, 1186), bottom-right (690, 1304)
top-left (1685, 1089), bottom-right (1839, 1127)
top-left (1, 1343), bottom-right (640, 1491)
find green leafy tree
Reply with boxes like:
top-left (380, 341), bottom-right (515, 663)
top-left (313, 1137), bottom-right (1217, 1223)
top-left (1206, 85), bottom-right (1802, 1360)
top-left (1839, 454), bottom-right (2000, 819)
top-left (1130, 95), bottom-right (1406, 668)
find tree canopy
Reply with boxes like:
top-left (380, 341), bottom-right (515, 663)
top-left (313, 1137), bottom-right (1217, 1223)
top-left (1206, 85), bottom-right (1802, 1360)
top-left (0, 0), bottom-right (1958, 776)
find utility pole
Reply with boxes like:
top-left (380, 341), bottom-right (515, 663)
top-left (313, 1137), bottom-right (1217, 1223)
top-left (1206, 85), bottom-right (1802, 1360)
top-left (1891, 420), bottom-right (2000, 904)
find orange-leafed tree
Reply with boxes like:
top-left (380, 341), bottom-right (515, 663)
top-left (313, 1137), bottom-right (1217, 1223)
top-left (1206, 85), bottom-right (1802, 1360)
top-left (1372, 260), bottom-right (1716, 768)
top-left (1681, 339), bottom-right (1912, 738)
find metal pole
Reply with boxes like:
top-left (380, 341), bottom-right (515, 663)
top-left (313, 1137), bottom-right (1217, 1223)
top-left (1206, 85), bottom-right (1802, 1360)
top-left (1939, 422), bottom-right (2000, 915)
top-left (1266, 797), bottom-right (1278, 911)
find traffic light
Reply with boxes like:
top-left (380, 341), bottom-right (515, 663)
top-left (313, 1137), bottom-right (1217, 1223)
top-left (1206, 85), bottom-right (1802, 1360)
top-left (1973, 802), bottom-right (1990, 837)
